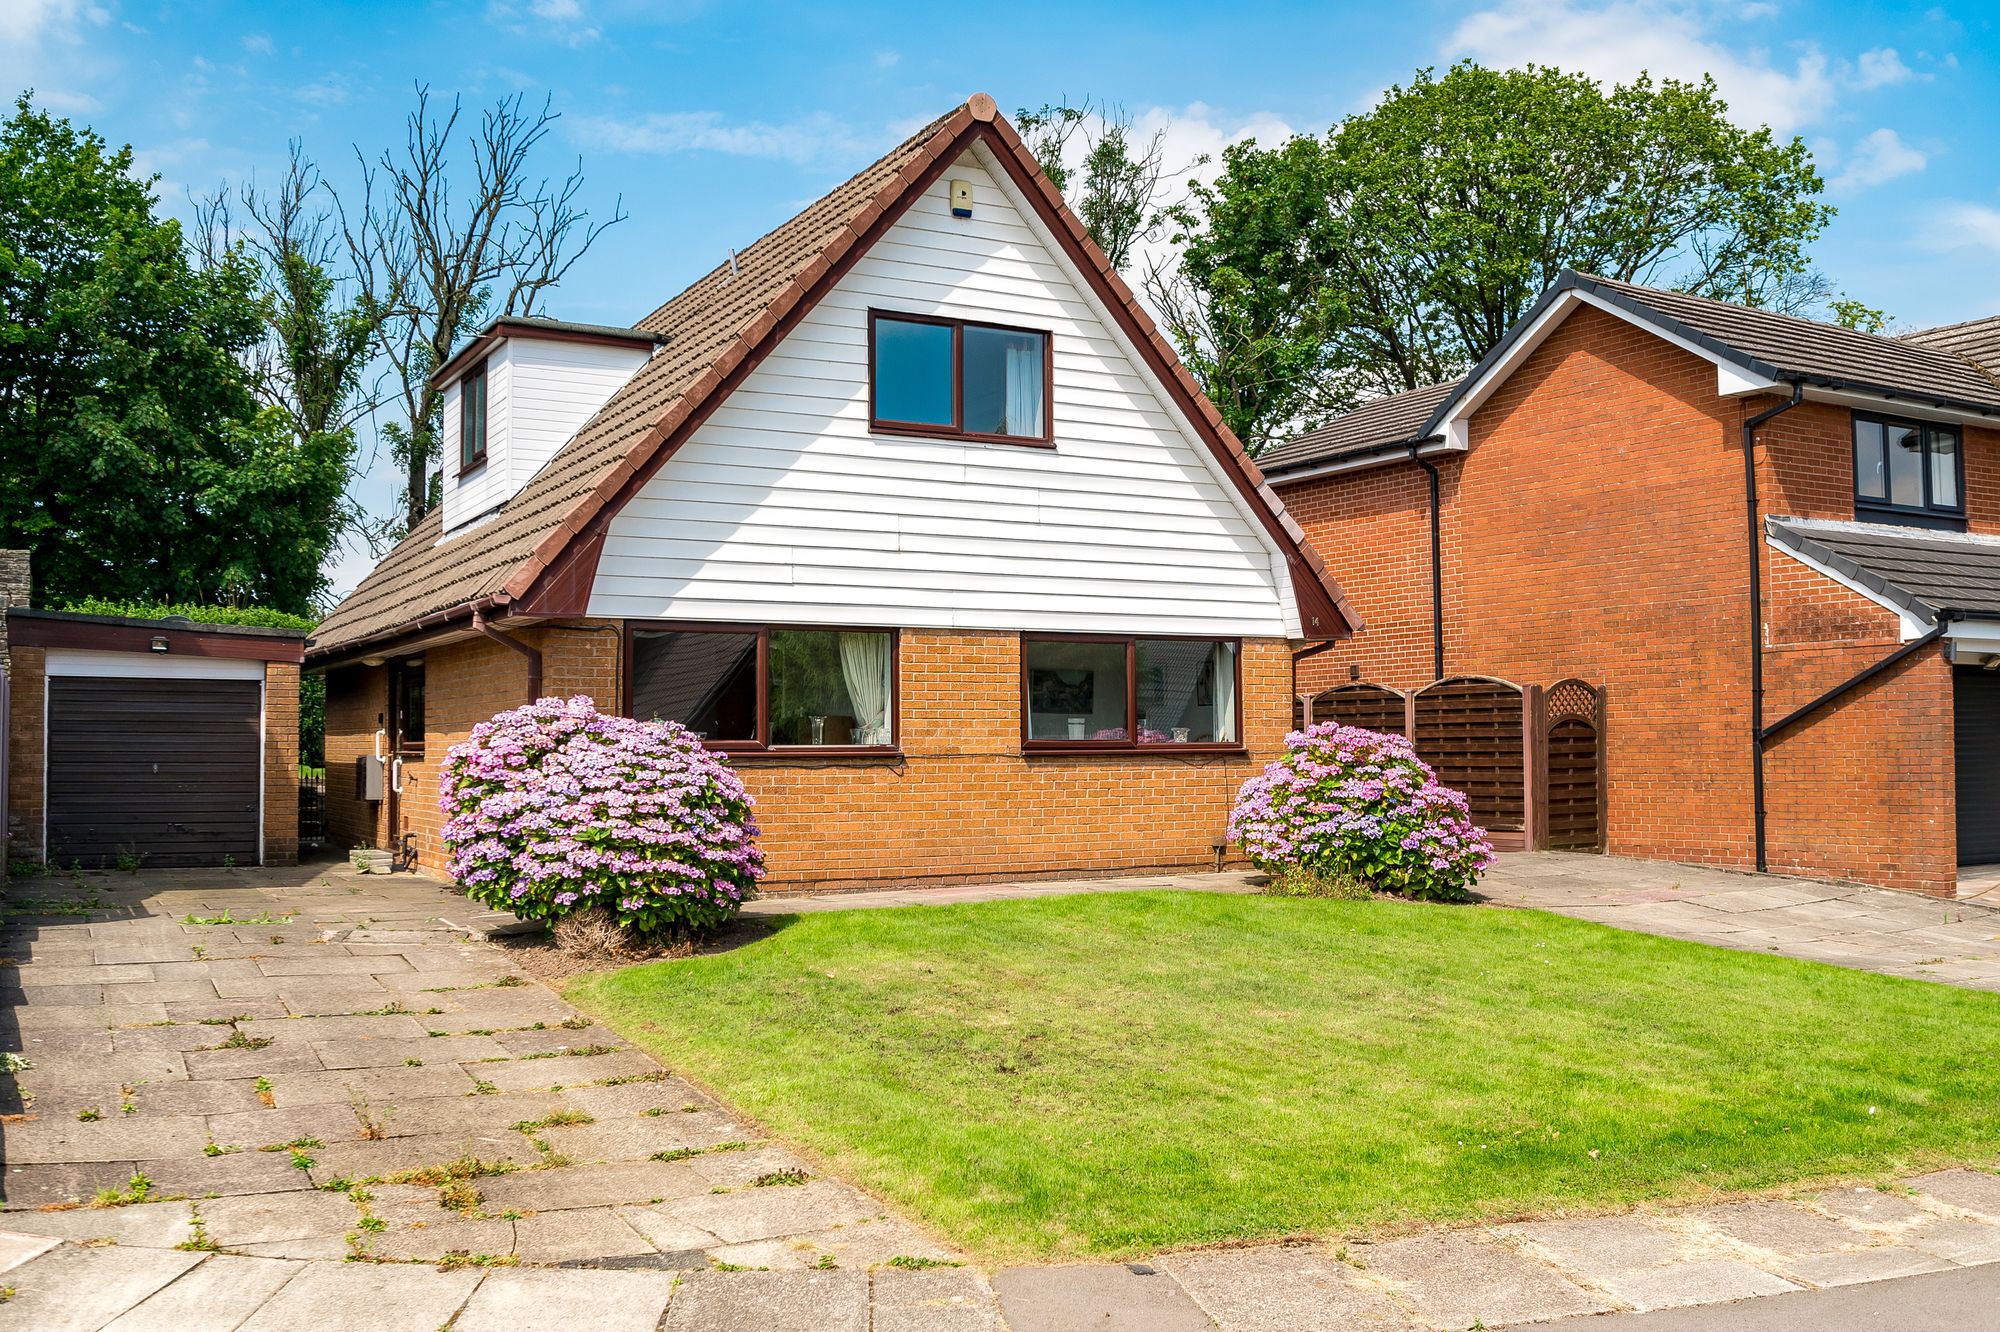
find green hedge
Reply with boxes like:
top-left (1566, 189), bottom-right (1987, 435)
top-left (55, 598), bottom-right (323, 765)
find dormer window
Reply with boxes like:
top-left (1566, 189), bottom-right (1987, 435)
top-left (1852, 411), bottom-right (1962, 529)
top-left (869, 311), bottom-right (1050, 445)
top-left (459, 358), bottom-right (490, 474)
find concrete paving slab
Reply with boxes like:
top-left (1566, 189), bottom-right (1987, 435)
top-left (1779, 1244), bottom-right (1953, 1287)
top-left (138, 1149), bottom-right (321, 1200)
top-left (363, 1214), bottom-right (515, 1261)
top-left (1813, 1187), bottom-right (1934, 1230)
top-left (3, 1115), bottom-right (211, 1164)
top-left (265, 1064), bottom-right (477, 1106)
top-left (508, 1206), bottom-right (659, 1264)
top-left (662, 1268), bottom-right (869, 1332)
top-left (1538, 1263), bottom-right (2000, 1330)
top-left (0, 1242), bottom-right (204, 1332)
top-left (0, 1228), bottom-right (59, 1273)
top-left (1599, 1259), bottom-right (1800, 1311)
top-left (463, 1049), bottom-right (658, 1092)
top-left (533, 1112), bottom-right (745, 1163)
top-left (477, 1159), bottom-right (713, 1212)
top-left (451, 1265), bottom-right (672, 1332)
top-left (1361, 1231), bottom-right (1611, 1328)
top-left (614, 1204), bottom-right (724, 1253)
top-left (1503, 1214), bottom-right (1686, 1273)
top-left (102, 1253), bottom-right (303, 1331)
top-left (238, 1015), bottom-right (431, 1043)
top-left (993, 1264), bottom-right (1217, 1332)
top-left (234, 1258), bottom-right (483, 1331)
top-left (660, 1179), bottom-right (883, 1244)
top-left (196, 1189), bottom-right (360, 1246)
top-left (0, 1160), bottom-right (140, 1208)
top-left (1160, 1245), bottom-right (1420, 1331)
top-left (126, 1077), bottom-right (268, 1116)
top-left (1904, 1218), bottom-right (2000, 1265)
top-left (314, 1034), bottom-right (509, 1069)
top-left (1688, 1200), bottom-right (1876, 1257)
top-left (305, 1130), bottom-right (539, 1181)
top-left (3, 1197), bottom-right (196, 1248)
top-left (555, 1078), bottom-right (713, 1118)
top-left (1907, 1168), bottom-right (2000, 1220)
top-left (872, 1267), bottom-right (1007, 1332)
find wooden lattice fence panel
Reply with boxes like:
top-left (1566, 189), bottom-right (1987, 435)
top-left (1319, 683), bottom-right (1407, 735)
top-left (1542, 679), bottom-right (1603, 851)
top-left (1413, 677), bottom-right (1525, 832)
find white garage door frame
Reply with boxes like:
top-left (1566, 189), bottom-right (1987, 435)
top-left (43, 648), bottom-right (268, 868)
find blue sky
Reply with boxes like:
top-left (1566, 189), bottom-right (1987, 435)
top-left (7, 0), bottom-right (1998, 592)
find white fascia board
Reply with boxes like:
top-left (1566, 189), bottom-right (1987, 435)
top-left (1946, 625), bottom-right (2000, 663)
top-left (1766, 537), bottom-right (1931, 641)
top-left (1437, 289), bottom-right (1781, 440)
top-left (967, 137), bottom-right (1305, 639)
top-left (45, 649), bottom-right (267, 680)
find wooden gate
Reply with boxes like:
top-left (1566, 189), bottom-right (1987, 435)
top-left (1413, 677), bottom-right (1526, 838)
top-left (1291, 667), bottom-right (1606, 853)
top-left (1542, 678), bottom-right (1606, 851)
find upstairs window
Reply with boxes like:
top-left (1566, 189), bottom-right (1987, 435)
top-left (869, 311), bottom-right (1050, 444)
top-left (459, 358), bottom-right (490, 473)
top-left (1853, 411), bottom-right (1961, 526)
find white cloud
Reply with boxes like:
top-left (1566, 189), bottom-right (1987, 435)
top-left (572, 110), bottom-right (869, 164)
top-left (1853, 47), bottom-right (1915, 89)
top-left (488, 0), bottom-right (600, 46)
top-left (241, 32), bottom-right (273, 56)
top-left (873, 51), bottom-right (901, 69)
top-left (1831, 127), bottom-right (1927, 192)
top-left (0, 0), bottom-right (110, 111)
top-left (1926, 203), bottom-right (2000, 254)
top-left (1446, 0), bottom-right (1837, 133)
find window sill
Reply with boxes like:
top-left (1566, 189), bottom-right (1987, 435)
top-left (720, 747), bottom-right (903, 763)
top-left (870, 422), bottom-right (1055, 449)
top-left (457, 457), bottom-right (488, 479)
top-left (1022, 745), bottom-right (1248, 759)
top-left (1853, 504), bottom-right (1967, 533)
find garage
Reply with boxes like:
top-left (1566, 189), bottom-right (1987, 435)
top-left (1955, 666), bottom-right (2000, 867)
top-left (4, 608), bottom-right (306, 870)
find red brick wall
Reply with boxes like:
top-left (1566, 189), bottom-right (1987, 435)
top-left (5, 645), bottom-right (45, 861)
top-left (1278, 301), bottom-right (1961, 895)
top-left (262, 661), bottom-right (300, 866)
top-left (320, 626), bottom-right (1291, 892)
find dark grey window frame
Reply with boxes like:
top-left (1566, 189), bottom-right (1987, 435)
top-left (1852, 409), bottom-right (1964, 531)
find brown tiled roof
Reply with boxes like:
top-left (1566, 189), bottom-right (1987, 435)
top-left (1902, 314), bottom-right (2000, 385)
top-left (312, 95), bottom-right (1359, 659)
top-left (1260, 380), bottom-right (1460, 474)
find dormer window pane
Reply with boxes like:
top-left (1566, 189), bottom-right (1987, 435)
top-left (1852, 418), bottom-right (1885, 499)
top-left (1931, 429), bottom-right (1960, 508)
top-left (1885, 422), bottom-right (1922, 507)
top-left (460, 359), bottom-right (490, 471)
top-left (963, 326), bottom-right (1047, 438)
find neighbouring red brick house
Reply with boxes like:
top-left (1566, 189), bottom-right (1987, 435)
top-left (1268, 272), bottom-right (2000, 898)
top-left (306, 95), bottom-right (1357, 893)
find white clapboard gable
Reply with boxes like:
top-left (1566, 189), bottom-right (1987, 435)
top-left (588, 141), bottom-right (1300, 637)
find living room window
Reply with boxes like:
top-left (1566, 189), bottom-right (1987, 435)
top-left (1853, 411), bottom-right (1962, 527)
top-left (625, 625), bottom-right (896, 753)
top-left (1023, 635), bottom-right (1240, 751)
top-left (459, 357), bottom-right (490, 473)
top-left (869, 311), bottom-right (1050, 444)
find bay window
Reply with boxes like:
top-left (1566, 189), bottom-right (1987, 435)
top-left (1023, 635), bottom-right (1240, 751)
top-left (626, 625), bottom-right (896, 752)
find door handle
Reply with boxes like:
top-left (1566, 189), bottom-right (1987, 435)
top-left (390, 757), bottom-right (405, 795)
top-left (374, 729), bottom-right (388, 761)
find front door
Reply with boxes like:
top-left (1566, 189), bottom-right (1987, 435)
top-left (1953, 666), bottom-right (2000, 864)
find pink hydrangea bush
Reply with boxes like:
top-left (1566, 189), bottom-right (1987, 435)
top-left (1229, 722), bottom-right (1495, 902)
top-left (438, 696), bottom-right (763, 940)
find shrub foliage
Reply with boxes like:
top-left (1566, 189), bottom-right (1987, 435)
top-left (439, 696), bottom-right (763, 940)
top-left (1230, 723), bottom-right (1494, 901)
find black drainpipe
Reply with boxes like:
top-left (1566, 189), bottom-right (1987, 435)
top-left (1744, 382), bottom-right (1804, 872)
top-left (1413, 447), bottom-right (1445, 681)
top-left (473, 608), bottom-right (543, 704)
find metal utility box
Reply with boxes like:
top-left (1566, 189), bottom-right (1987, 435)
top-left (355, 754), bottom-right (386, 802)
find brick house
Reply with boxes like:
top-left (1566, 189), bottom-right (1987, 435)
top-left (307, 95), bottom-right (1357, 893)
top-left (1266, 271), bottom-right (2000, 897)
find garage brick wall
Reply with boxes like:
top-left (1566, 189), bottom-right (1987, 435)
top-left (6, 645), bottom-right (45, 861)
top-left (320, 627), bottom-right (1290, 893)
top-left (262, 661), bottom-right (301, 866)
top-left (1277, 302), bottom-right (1967, 896)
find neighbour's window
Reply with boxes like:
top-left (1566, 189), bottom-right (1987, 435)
top-left (870, 311), bottom-right (1049, 443)
top-left (1853, 411), bottom-right (1961, 525)
top-left (1023, 636), bottom-right (1239, 750)
top-left (460, 358), bottom-right (489, 472)
top-left (627, 626), bottom-right (896, 751)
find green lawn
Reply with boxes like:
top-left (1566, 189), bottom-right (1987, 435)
top-left (566, 891), bottom-right (2000, 1262)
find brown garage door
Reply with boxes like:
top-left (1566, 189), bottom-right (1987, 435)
top-left (47, 676), bottom-right (261, 869)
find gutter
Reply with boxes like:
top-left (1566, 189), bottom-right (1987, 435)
top-left (473, 607), bottom-right (543, 704)
top-left (1745, 382), bottom-right (1804, 873)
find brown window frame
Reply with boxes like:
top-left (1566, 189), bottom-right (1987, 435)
top-left (389, 658), bottom-right (426, 760)
top-left (458, 357), bottom-right (490, 475)
top-left (867, 309), bottom-right (1054, 447)
top-left (621, 621), bottom-right (901, 759)
top-left (1020, 633), bottom-right (1246, 756)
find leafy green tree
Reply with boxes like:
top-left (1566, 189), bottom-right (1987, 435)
top-left (1018, 100), bottom-right (1166, 271)
top-left (1152, 63), bottom-right (1835, 451)
top-left (0, 94), bottom-right (346, 612)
